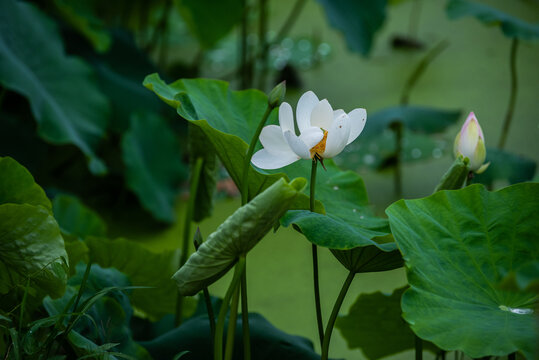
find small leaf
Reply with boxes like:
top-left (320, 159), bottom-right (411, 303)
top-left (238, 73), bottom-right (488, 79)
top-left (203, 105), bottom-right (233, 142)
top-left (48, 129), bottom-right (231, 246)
top-left (52, 194), bottom-right (107, 239)
top-left (447, 0), bottom-right (539, 40)
top-left (316, 0), bottom-right (387, 56)
top-left (0, 0), bottom-right (110, 174)
top-left (122, 112), bottom-right (188, 223)
top-left (386, 183), bottom-right (539, 359)
top-left (173, 177), bottom-right (306, 296)
top-left (337, 286), bottom-right (439, 359)
top-left (0, 156), bottom-right (51, 212)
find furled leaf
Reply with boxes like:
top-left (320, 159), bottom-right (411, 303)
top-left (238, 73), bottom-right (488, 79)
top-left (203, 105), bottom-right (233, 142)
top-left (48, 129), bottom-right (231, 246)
top-left (386, 183), bottom-right (539, 359)
top-left (472, 148), bottom-right (536, 186)
top-left (0, 156), bottom-right (51, 212)
top-left (316, 0), bottom-right (387, 56)
top-left (337, 287), bottom-right (439, 359)
top-left (143, 74), bottom-right (319, 209)
top-left (447, 0), bottom-right (539, 40)
top-left (122, 112), bottom-right (188, 223)
top-left (141, 312), bottom-right (320, 360)
top-left (52, 194), bottom-right (107, 239)
top-left (84, 237), bottom-right (193, 320)
top-left (173, 177), bottom-right (306, 296)
top-left (0, 0), bottom-right (110, 174)
top-left (280, 160), bottom-right (402, 273)
top-left (0, 204), bottom-right (67, 299)
top-left (175, 0), bottom-right (243, 48)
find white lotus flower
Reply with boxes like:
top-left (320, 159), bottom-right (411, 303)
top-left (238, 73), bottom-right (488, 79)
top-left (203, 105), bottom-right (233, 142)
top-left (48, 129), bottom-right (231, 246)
top-left (251, 91), bottom-right (367, 170)
top-left (454, 112), bottom-right (489, 174)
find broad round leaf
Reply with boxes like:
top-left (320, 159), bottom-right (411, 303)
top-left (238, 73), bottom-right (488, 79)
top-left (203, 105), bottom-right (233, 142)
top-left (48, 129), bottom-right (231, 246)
top-left (173, 177), bottom-right (306, 296)
top-left (386, 183), bottom-right (539, 359)
top-left (447, 0), bottom-right (539, 40)
top-left (0, 0), bottom-right (110, 174)
top-left (472, 148), bottom-right (536, 186)
top-left (0, 156), bottom-right (51, 212)
top-left (52, 194), bottom-right (107, 238)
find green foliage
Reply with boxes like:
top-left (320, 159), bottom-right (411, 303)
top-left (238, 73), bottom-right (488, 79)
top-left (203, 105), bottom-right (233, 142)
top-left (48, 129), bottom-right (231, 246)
top-left (0, 0), bottom-right (110, 174)
top-left (175, 0), bottom-right (243, 48)
top-left (472, 148), bottom-right (536, 186)
top-left (447, 0), bottom-right (539, 40)
top-left (316, 0), bottom-right (387, 56)
top-left (141, 313), bottom-right (321, 360)
top-left (173, 177), bottom-right (307, 296)
top-left (386, 183), bottom-right (539, 359)
top-left (337, 287), bottom-right (439, 359)
top-left (52, 194), bottom-right (107, 238)
top-left (434, 155), bottom-right (470, 192)
top-left (122, 112), bottom-right (188, 223)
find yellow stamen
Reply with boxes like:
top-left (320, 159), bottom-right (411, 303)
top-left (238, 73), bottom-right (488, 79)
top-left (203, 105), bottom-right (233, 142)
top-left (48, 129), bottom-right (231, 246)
top-left (310, 130), bottom-right (328, 158)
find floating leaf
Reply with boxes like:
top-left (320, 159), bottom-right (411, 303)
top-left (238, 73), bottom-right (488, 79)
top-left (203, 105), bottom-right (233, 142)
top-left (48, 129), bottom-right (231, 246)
top-left (472, 147), bottom-right (536, 186)
top-left (337, 287), bottom-right (439, 359)
top-left (0, 156), bottom-right (51, 212)
top-left (52, 194), bottom-right (107, 239)
top-left (0, 0), bottom-right (110, 174)
top-left (316, 0), bottom-right (387, 56)
top-left (447, 0), bottom-right (539, 40)
top-left (173, 177), bottom-right (306, 296)
top-left (176, 0), bottom-right (243, 48)
top-left (122, 112), bottom-right (188, 223)
top-left (386, 183), bottom-right (539, 358)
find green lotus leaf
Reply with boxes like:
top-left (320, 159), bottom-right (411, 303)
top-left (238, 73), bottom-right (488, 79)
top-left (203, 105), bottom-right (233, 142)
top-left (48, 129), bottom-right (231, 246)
top-left (52, 194), bottom-right (107, 239)
top-left (122, 112), bottom-right (188, 223)
top-left (386, 183), bottom-right (539, 359)
top-left (337, 286), bottom-right (439, 359)
top-left (0, 204), bottom-right (67, 300)
top-left (447, 0), bottom-right (539, 40)
top-left (472, 147), bottom-right (536, 186)
top-left (173, 177), bottom-right (307, 296)
top-left (0, 156), bottom-right (51, 212)
top-left (0, 0), bottom-right (110, 174)
top-left (316, 0), bottom-right (387, 56)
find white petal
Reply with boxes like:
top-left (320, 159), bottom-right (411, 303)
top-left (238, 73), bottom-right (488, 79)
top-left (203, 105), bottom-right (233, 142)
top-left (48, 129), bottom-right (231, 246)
top-left (458, 118), bottom-right (479, 158)
top-left (279, 102), bottom-right (294, 133)
top-left (346, 108), bottom-right (367, 145)
top-left (251, 149), bottom-right (299, 170)
top-left (333, 109), bottom-right (345, 119)
top-left (284, 130), bottom-right (311, 159)
top-left (298, 127), bottom-right (324, 149)
top-left (296, 91), bottom-right (319, 133)
top-left (259, 125), bottom-right (293, 156)
top-left (323, 114), bottom-right (351, 158)
top-left (310, 99), bottom-right (333, 130)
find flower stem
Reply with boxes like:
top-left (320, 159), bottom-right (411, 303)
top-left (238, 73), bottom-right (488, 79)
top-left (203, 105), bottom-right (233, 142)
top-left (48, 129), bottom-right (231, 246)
top-left (391, 122), bottom-right (404, 199)
top-left (415, 335), bottom-right (423, 360)
top-left (203, 287), bottom-right (216, 343)
top-left (241, 105), bottom-right (273, 205)
top-left (257, 0), bottom-right (269, 91)
top-left (224, 285), bottom-right (241, 360)
top-left (241, 268), bottom-right (251, 360)
top-left (214, 257), bottom-right (246, 360)
top-left (310, 159), bottom-right (324, 347)
top-left (321, 271), bottom-right (355, 360)
top-left (498, 39), bottom-right (519, 150)
top-left (176, 157), bottom-right (204, 326)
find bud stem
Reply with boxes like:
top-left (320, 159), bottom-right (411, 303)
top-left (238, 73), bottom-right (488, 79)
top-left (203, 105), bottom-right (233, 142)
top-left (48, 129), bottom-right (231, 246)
top-left (498, 39), bottom-right (519, 149)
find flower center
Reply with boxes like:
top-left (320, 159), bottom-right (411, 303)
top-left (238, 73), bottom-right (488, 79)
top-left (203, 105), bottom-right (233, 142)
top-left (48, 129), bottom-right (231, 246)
top-left (310, 130), bottom-right (328, 158)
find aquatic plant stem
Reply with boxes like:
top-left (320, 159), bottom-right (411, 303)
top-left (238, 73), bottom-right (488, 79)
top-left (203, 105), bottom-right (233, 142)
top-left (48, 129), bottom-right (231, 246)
top-left (215, 257), bottom-right (246, 360)
top-left (257, 0), bottom-right (268, 91)
top-left (321, 271), bottom-right (355, 360)
top-left (415, 335), bottom-right (423, 360)
top-left (310, 158), bottom-right (324, 347)
top-left (498, 39), bottom-right (519, 150)
top-left (391, 122), bottom-right (404, 199)
top-left (224, 286), bottom-right (241, 360)
top-left (241, 267), bottom-right (251, 360)
top-left (176, 157), bottom-right (204, 326)
top-left (193, 233), bottom-right (216, 342)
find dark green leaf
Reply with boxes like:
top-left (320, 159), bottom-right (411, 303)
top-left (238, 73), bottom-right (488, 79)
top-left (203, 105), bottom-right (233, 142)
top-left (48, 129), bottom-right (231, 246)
top-left (0, 204), bottom-right (67, 299)
top-left (0, 157), bottom-right (51, 212)
top-left (52, 194), bottom-right (107, 239)
top-left (122, 112), bottom-right (188, 223)
top-left (173, 178), bottom-right (306, 296)
top-left (0, 0), bottom-right (110, 174)
top-left (472, 148), bottom-right (536, 186)
top-left (386, 183), bottom-right (539, 358)
top-left (447, 0), bottom-right (539, 40)
top-left (316, 0), bottom-right (387, 56)
top-left (175, 0), bottom-right (243, 48)
top-left (337, 286), bottom-right (439, 359)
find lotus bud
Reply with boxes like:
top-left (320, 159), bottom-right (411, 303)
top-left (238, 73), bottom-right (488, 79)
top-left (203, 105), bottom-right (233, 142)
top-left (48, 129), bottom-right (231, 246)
top-left (453, 112), bottom-right (490, 174)
top-left (268, 81), bottom-right (286, 108)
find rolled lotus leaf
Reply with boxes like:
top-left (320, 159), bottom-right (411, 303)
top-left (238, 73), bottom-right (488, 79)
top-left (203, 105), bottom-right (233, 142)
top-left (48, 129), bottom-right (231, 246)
top-left (173, 177), bottom-right (307, 296)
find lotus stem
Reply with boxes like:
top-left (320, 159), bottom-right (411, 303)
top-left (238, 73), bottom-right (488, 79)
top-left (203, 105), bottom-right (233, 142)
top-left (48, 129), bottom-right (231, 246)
top-left (498, 39), bottom-right (519, 149)
top-left (241, 267), bottom-right (251, 360)
top-left (224, 285), bottom-right (241, 360)
top-left (310, 158), bottom-right (324, 347)
top-left (415, 335), bottom-right (423, 360)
